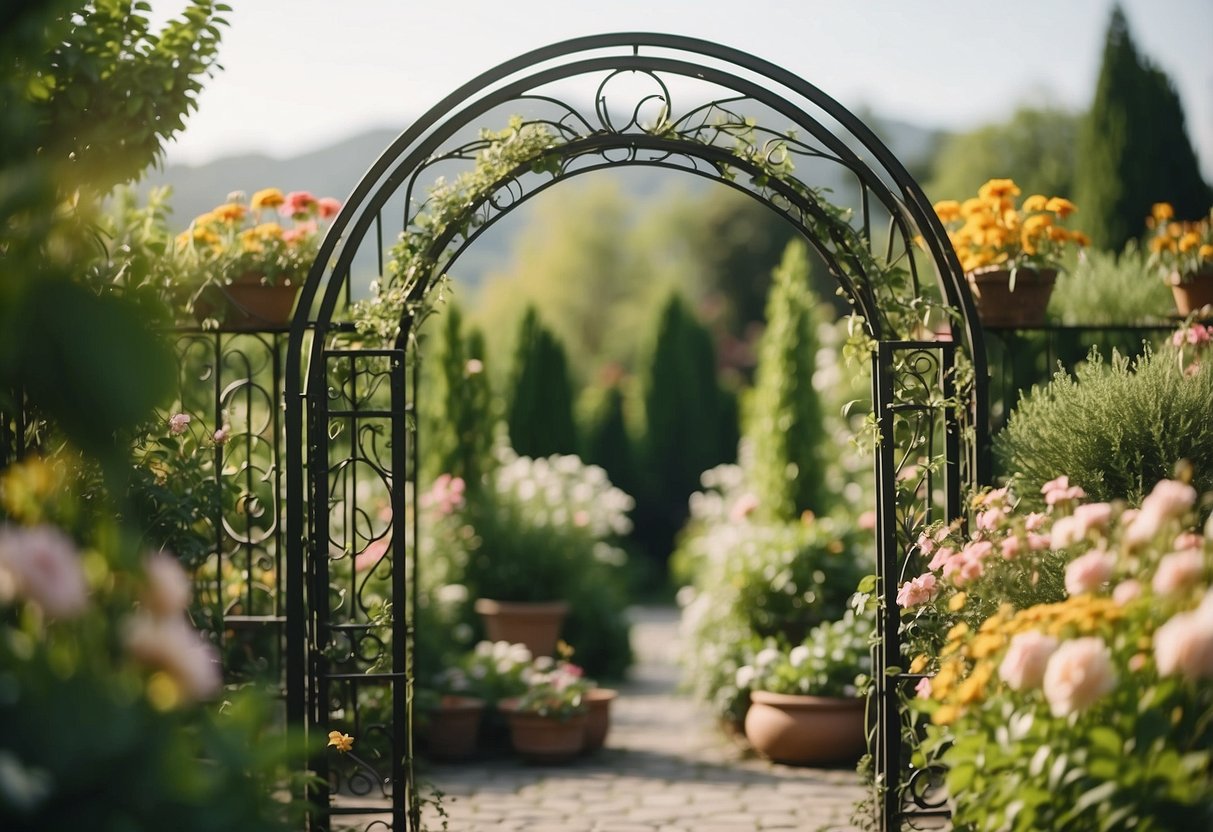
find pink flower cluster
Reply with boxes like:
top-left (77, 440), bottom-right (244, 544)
top-left (0, 524), bottom-right (89, 618)
top-left (123, 552), bottom-right (221, 704)
top-left (1170, 322), bottom-right (1212, 348)
top-left (280, 191), bottom-right (341, 221)
top-left (1154, 591), bottom-right (1213, 682)
top-left (998, 632), bottom-right (1117, 717)
top-left (422, 473), bottom-right (466, 516)
top-left (1042, 475), bottom-right (1086, 507)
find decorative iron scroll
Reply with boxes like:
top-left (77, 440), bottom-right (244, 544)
top-left (873, 340), bottom-right (962, 831)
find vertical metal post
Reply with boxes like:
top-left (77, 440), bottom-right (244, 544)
top-left (390, 350), bottom-right (412, 831)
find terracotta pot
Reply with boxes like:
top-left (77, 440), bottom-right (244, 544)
top-left (744, 691), bottom-right (866, 766)
top-left (498, 699), bottom-right (587, 763)
top-left (422, 695), bottom-right (484, 762)
top-left (473, 598), bottom-right (569, 658)
top-left (1170, 268), bottom-right (1213, 317)
top-left (197, 272), bottom-right (300, 330)
top-left (965, 266), bottom-right (1057, 328)
top-left (582, 688), bottom-right (617, 753)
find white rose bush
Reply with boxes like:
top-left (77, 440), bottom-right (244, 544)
top-left (897, 477), bottom-right (1213, 830)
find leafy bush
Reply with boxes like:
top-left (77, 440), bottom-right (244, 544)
top-left (1048, 244), bottom-right (1174, 325)
top-left (996, 337), bottom-right (1213, 508)
top-left (736, 610), bottom-right (873, 698)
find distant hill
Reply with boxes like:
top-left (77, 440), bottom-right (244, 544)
top-left (143, 113), bottom-right (942, 291)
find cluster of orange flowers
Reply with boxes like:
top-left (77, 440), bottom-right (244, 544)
top-left (1146, 202), bottom-right (1213, 282)
top-left (934, 179), bottom-right (1090, 274)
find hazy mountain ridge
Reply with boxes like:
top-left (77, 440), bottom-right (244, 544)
top-left (143, 113), bottom-right (942, 290)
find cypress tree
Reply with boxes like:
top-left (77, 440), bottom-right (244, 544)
top-left (636, 293), bottom-right (732, 560)
top-left (506, 305), bottom-right (577, 458)
top-left (580, 383), bottom-right (637, 500)
top-left (1076, 5), bottom-right (1212, 250)
top-left (420, 304), bottom-right (495, 488)
top-left (746, 240), bottom-right (828, 522)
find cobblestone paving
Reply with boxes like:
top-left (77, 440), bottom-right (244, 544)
top-left (418, 606), bottom-right (866, 831)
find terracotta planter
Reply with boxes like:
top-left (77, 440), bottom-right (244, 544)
top-left (473, 598), bottom-right (569, 657)
top-left (498, 699), bottom-right (587, 763)
top-left (1170, 268), bottom-right (1213, 317)
top-left (582, 688), bottom-right (617, 753)
top-left (965, 266), bottom-right (1057, 328)
top-left (195, 272), bottom-right (300, 330)
top-left (422, 695), bottom-right (484, 762)
top-left (744, 691), bottom-right (866, 766)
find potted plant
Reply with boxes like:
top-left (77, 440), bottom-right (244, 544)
top-left (174, 188), bottom-right (341, 329)
top-left (1147, 202), bottom-right (1213, 315)
top-left (738, 610), bottom-right (873, 765)
top-left (934, 179), bottom-right (1090, 327)
top-left (498, 658), bottom-right (590, 763)
top-left (459, 450), bottom-right (634, 658)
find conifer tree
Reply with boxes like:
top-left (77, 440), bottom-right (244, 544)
top-left (420, 304), bottom-right (495, 488)
top-left (506, 306), bottom-right (577, 458)
top-left (745, 240), bottom-right (828, 521)
top-left (580, 383), bottom-right (637, 501)
top-left (1076, 5), bottom-right (1212, 250)
top-left (636, 293), bottom-right (734, 560)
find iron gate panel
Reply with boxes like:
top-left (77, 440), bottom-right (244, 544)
top-left (873, 340), bottom-right (962, 831)
top-left (306, 347), bottom-right (415, 831)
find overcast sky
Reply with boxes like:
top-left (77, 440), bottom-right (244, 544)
top-left (155, 0), bottom-right (1213, 180)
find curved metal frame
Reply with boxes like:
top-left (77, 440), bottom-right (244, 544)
top-left (285, 32), bottom-right (990, 832)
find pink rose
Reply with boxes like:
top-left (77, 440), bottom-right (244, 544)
top-left (927, 546), bottom-right (954, 572)
top-left (1000, 535), bottom-right (1022, 559)
top-left (1141, 479), bottom-right (1197, 520)
top-left (1025, 512), bottom-right (1048, 532)
top-left (143, 551), bottom-right (192, 617)
top-left (999, 631), bottom-right (1059, 691)
top-left (168, 412), bottom-right (191, 435)
top-left (957, 557), bottom-right (985, 586)
top-left (317, 196), bottom-right (341, 219)
top-left (1152, 549), bottom-right (1206, 596)
top-left (729, 493), bottom-right (760, 524)
top-left (1050, 516), bottom-right (1082, 550)
top-left (1073, 502), bottom-right (1113, 534)
top-left (1042, 637), bottom-right (1117, 717)
top-left (1027, 533), bottom-right (1052, 551)
top-left (896, 573), bottom-right (938, 608)
top-left (1042, 475), bottom-right (1086, 507)
top-left (212, 426), bottom-right (230, 444)
top-left (280, 190), bottom-right (318, 218)
top-left (1064, 549), bottom-right (1115, 596)
top-left (1112, 580), bottom-right (1142, 606)
top-left (1153, 605), bottom-right (1213, 681)
top-left (0, 525), bottom-right (88, 618)
top-left (282, 220), bottom-right (317, 245)
top-left (977, 507), bottom-right (1005, 531)
top-left (915, 677), bottom-right (932, 699)
top-left (916, 530), bottom-right (937, 557)
top-left (124, 614), bottom-right (222, 702)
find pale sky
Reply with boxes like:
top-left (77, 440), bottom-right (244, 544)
top-left (157, 0), bottom-right (1213, 180)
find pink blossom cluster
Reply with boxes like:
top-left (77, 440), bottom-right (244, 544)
top-left (422, 473), bottom-right (467, 516)
top-left (280, 191), bottom-right (341, 221)
top-left (123, 552), bottom-right (221, 704)
top-left (1170, 322), bottom-right (1212, 348)
top-left (1042, 475), bottom-right (1086, 507)
top-left (0, 524), bottom-right (89, 618)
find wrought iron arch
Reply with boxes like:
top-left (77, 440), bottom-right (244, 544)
top-left (285, 32), bottom-right (989, 831)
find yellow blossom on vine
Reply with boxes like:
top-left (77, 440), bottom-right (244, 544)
top-left (327, 731), bottom-right (354, 753)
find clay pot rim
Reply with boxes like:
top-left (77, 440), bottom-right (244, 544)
top-left (432, 694), bottom-right (486, 712)
top-left (965, 265), bottom-right (1058, 284)
top-left (1169, 267), bottom-right (1213, 286)
top-left (584, 688), bottom-right (618, 703)
top-left (749, 690), bottom-right (866, 710)
top-left (473, 598), bottom-right (570, 615)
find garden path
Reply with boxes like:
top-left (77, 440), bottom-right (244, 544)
top-left (419, 606), bottom-right (865, 831)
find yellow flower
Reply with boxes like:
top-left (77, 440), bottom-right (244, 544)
top-left (933, 704), bottom-right (961, 726)
top-left (1045, 197), bottom-right (1077, 218)
top-left (1071, 231), bottom-right (1092, 247)
top-left (959, 197), bottom-right (985, 219)
top-left (909, 655), bottom-right (929, 674)
top-left (1150, 235), bottom-right (1176, 254)
top-left (192, 210), bottom-right (218, 228)
top-left (1022, 194), bottom-right (1048, 212)
top-left (1152, 202), bottom-right (1175, 222)
top-left (948, 592), bottom-right (967, 612)
top-left (978, 178), bottom-right (1021, 201)
top-left (327, 731), bottom-right (354, 753)
top-left (251, 187), bottom-right (286, 210)
top-left (254, 222), bottom-right (284, 239)
top-left (213, 202), bottom-right (247, 223)
top-left (1179, 231), bottom-right (1201, 253)
top-left (1199, 244), bottom-right (1213, 261)
top-left (946, 622), bottom-right (970, 643)
top-left (933, 200), bottom-right (962, 223)
top-left (1022, 214), bottom-right (1053, 235)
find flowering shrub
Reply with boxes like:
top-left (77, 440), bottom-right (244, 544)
top-left (514, 658), bottom-right (590, 720)
top-left (435, 640), bottom-right (533, 707)
top-left (933, 178), bottom-right (1089, 276)
top-left (1146, 202), bottom-right (1213, 283)
top-left (899, 478), bottom-right (1213, 829)
top-left (735, 610), bottom-right (872, 699)
top-left (175, 187), bottom-right (341, 293)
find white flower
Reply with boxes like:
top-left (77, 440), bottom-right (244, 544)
top-left (754, 647), bottom-right (781, 668)
top-left (1042, 637), bottom-right (1117, 717)
top-left (789, 645), bottom-right (811, 668)
top-left (735, 665), bottom-right (756, 689)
